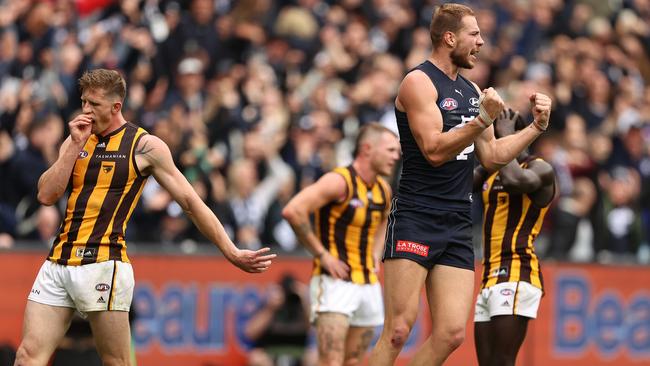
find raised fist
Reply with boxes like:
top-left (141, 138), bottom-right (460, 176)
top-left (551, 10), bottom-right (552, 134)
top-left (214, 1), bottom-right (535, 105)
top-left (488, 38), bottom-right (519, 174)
top-left (477, 87), bottom-right (505, 127)
top-left (529, 93), bottom-right (552, 131)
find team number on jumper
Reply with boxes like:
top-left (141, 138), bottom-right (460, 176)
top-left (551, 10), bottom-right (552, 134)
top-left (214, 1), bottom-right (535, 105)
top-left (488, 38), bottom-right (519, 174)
top-left (453, 115), bottom-right (476, 160)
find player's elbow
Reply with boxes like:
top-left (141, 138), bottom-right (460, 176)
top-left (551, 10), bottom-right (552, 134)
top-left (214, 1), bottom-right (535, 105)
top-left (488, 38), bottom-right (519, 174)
top-left (424, 144), bottom-right (457, 167)
top-left (425, 153), bottom-right (446, 167)
top-left (500, 173), bottom-right (526, 190)
top-left (281, 205), bottom-right (297, 223)
top-left (502, 175), bottom-right (538, 193)
top-left (37, 191), bottom-right (57, 206)
top-left (479, 159), bottom-right (503, 173)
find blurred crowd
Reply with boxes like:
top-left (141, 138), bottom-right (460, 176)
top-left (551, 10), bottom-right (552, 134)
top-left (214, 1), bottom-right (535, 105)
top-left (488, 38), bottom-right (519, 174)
top-left (0, 0), bottom-right (648, 264)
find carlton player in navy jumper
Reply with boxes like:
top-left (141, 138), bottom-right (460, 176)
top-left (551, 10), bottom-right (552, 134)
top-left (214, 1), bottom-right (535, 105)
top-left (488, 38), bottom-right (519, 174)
top-left (369, 4), bottom-right (552, 366)
top-left (283, 123), bottom-right (400, 366)
top-left (473, 109), bottom-right (556, 366)
top-left (15, 69), bottom-right (276, 366)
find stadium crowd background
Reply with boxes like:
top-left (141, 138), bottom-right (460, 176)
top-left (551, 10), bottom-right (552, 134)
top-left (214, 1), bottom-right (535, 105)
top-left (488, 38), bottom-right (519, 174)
top-left (0, 0), bottom-right (649, 265)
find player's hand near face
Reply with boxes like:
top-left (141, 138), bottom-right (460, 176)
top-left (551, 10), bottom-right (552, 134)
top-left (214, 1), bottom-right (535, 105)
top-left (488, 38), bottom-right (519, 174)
top-left (320, 252), bottom-right (351, 280)
top-left (230, 247), bottom-right (277, 273)
top-left (37, 113), bottom-right (95, 205)
top-left (529, 93), bottom-right (552, 130)
top-left (69, 114), bottom-right (93, 145)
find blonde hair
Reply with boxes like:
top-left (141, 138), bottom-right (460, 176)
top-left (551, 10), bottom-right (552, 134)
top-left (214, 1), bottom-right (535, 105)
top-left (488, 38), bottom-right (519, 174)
top-left (78, 69), bottom-right (126, 101)
top-left (353, 122), bottom-right (397, 157)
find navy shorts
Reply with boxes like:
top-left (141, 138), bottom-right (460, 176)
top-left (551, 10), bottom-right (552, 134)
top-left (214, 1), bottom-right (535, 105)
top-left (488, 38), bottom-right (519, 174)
top-left (383, 198), bottom-right (474, 271)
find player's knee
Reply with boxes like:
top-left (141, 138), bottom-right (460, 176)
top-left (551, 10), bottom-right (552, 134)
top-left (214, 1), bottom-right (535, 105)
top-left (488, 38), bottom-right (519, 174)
top-left (440, 326), bottom-right (466, 351)
top-left (15, 342), bottom-right (42, 365)
top-left (343, 356), bottom-right (362, 366)
top-left (386, 323), bottom-right (412, 350)
top-left (100, 353), bottom-right (131, 366)
top-left (319, 350), bottom-right (345, 366)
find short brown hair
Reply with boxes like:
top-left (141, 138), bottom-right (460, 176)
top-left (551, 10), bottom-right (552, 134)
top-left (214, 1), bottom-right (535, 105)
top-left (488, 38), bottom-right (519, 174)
top-left (78, 69), bottom-right (126, 101)
top-left (430, 3), bottom-right (475, 49)
top-left (353, 122), bottom-right (398, 157)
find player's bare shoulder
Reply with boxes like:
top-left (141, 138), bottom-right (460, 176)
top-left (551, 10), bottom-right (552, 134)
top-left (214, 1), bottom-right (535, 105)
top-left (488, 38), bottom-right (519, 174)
top-left (317, 171), bottom-right (350, 202)
top-left (396, 69), bottom-right (437, 111)
top-left (133, 134), bottom-right (172, 175)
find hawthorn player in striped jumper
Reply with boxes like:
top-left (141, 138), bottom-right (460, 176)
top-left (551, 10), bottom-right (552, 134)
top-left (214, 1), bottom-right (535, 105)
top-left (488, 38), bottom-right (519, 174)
top-left (369, 4), bottom-right (552, 366)
top-left (473, 109), bottom-right (556, 366)
top-left (282, 123), bottom-right (400, 366)
top-left (15, 69), bottom-right (276, 366)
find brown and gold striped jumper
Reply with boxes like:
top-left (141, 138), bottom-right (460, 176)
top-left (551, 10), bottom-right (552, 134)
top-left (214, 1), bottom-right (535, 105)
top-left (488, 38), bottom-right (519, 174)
top-left (48, 122), bottom-right (149, 266)
top-left (313, 166), bottom-right (391, 285)
top-left (480, 157), bottom-right (552, 291)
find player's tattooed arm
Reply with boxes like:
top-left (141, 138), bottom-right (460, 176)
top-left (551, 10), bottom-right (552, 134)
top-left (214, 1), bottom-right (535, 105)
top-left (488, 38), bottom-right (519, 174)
top-left (290, 220), bottom-right (326, 258)
top-left (295, 222), bottom-right (312, 238)
top-left (135, 140), bottom-right (154, 157)
top-left (134, 135), bottom-right (166, 174)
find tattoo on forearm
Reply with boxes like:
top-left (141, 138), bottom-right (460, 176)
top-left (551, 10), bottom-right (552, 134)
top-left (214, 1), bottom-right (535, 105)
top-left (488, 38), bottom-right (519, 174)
top-left (297, 222), bottom-right (312, 237)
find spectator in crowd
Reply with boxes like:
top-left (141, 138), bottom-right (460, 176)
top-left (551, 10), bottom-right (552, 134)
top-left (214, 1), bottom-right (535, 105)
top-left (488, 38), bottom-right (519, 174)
top-left (244, 273), bottom-right (312, 366)
top-left (543, 114), bottom-right (598, 260)
top-left (597, 165), bottom-right (644, 261)
top-left (0, 0), bottom-right (648, 264)
top-left (9, 113), bottom-right (64, 240)
top-left (226, 136), bottom-right (293, 250)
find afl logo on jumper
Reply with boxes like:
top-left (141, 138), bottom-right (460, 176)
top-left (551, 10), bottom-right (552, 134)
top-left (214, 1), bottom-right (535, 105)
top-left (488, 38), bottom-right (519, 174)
top-left (439, 98), bottom-right (458, 111)
top-left (78, 150), bottom-right (88, 159)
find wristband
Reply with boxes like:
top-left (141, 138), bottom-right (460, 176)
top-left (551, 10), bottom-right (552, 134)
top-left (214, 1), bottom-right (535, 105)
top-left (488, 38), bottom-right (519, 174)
top-left (477, 93), bottom-right (495, 128)
top-left (476, 115), bottom-right (490, 129)
top-left (531, 120), bottom-right (547, 132)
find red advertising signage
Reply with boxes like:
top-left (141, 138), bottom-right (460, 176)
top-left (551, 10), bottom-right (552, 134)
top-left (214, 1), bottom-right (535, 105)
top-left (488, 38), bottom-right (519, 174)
top-left (1, 252), bottom-right (648, 365)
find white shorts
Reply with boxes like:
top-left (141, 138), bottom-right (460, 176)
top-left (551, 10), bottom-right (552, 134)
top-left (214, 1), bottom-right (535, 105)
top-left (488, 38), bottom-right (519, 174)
top-left (310, 275), bottom-right (384, 327)
top-left (474, 281), bottom-right (542, 322)
top-left (28, 260), bottom-right (134, 314)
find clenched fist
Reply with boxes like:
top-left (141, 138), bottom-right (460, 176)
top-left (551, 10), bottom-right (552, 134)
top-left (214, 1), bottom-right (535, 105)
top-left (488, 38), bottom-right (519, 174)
top-left (529, 93), bottom-right (552, 131)
top-left (477, 87), bottom-right (505, 128)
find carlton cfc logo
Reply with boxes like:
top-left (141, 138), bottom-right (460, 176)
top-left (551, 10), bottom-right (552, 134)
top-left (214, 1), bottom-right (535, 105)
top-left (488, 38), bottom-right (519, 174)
top-left (439, 98), bottom-right (458, 111)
